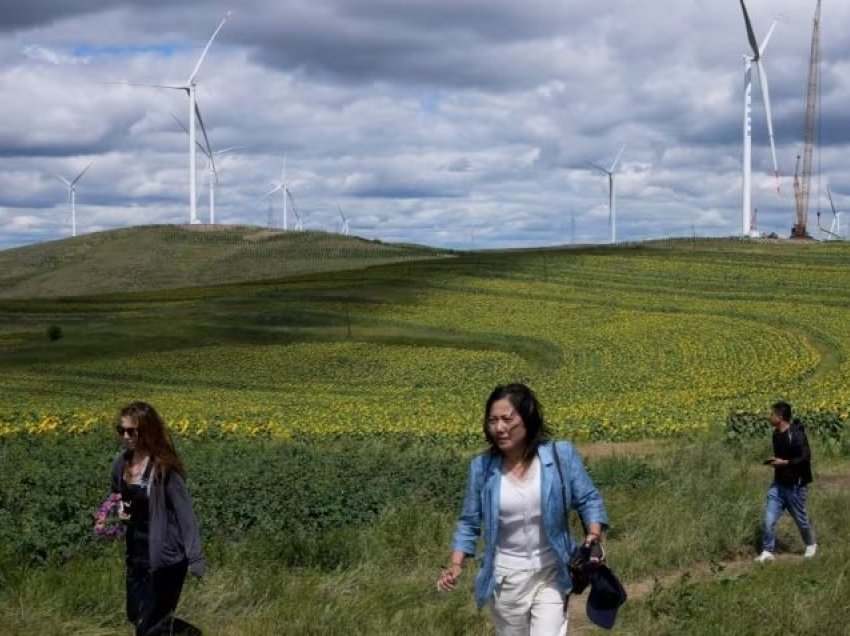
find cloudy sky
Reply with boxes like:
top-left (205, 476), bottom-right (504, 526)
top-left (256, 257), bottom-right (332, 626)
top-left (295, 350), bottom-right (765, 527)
top-left (0, 0), bottom-right (848, 250)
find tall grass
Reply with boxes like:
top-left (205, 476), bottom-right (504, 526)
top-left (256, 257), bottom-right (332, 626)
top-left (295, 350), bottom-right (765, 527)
top-left (2, 435), bottom-right (848, 634)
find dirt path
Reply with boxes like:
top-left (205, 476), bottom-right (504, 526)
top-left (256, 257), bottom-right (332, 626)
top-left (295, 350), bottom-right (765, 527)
top-left (575, 440), bottom-right (666, 460)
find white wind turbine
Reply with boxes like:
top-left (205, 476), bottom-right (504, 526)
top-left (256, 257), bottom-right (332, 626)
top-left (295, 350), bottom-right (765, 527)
top-left (337, 204), bottom-right (349, 235)
top-left (265, 154), bottom-right (288, 229)
top-left (128, 12), bottom-right (231, 225)
top-left (172, 111), bottom-right (241, 224)
top-left (56, 161), bottom-right (94, 237)
top-left (201, 147), bottom-right (243, 224)
top-left (739, 0), bottom-right (780, 238)
top-left (589, 144), bottom-right (625, 244)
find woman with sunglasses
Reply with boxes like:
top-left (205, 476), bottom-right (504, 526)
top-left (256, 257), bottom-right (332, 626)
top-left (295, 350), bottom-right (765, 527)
top-left (111, 401), bottom-right (205, 635)
top-left (437, 384), bottom-right (608, 635)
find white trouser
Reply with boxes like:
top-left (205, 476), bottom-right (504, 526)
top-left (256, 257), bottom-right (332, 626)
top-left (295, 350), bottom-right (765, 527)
top-left (489, 563), bottom-right (568, 636)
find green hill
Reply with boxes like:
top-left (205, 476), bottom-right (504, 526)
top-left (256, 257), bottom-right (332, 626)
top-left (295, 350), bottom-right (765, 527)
top-left (0, 225), bottom-right (448, 299)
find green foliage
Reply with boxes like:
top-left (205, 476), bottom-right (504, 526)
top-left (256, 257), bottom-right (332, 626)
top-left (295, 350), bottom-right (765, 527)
top-left (586, 456), bottom-right (663, 490)
top-left (725, 410), bottom-right (846, 442)
top-left (3, 436), bottom-right (850, 634)
top-left (46, 324), bottom-right (63, 341)
top-left (0, 431), bottom-right (470, 570)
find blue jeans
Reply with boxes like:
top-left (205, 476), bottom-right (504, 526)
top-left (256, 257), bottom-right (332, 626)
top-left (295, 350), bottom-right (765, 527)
top-left (762, 483), bottom-right (815, 553)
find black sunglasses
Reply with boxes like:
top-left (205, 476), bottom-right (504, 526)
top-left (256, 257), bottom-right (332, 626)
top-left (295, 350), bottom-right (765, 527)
top-left (116, 425), bottom-right (139, 438)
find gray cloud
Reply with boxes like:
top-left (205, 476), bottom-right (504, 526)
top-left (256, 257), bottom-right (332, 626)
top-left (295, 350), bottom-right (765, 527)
top-left (1, 0), bottom-right (850, 250)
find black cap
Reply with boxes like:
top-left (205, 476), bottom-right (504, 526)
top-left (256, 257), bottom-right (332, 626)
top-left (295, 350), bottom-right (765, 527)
top-left (585, 564), bottom-right (627, 629)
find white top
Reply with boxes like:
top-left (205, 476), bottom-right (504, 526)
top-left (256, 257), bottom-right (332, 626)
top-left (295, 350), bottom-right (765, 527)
top-left (495, 455), bottom-right (556, 570)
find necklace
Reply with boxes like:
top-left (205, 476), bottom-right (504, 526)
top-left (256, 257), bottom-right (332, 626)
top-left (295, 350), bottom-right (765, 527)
top-left (128, 455), bottom-right (150, 482)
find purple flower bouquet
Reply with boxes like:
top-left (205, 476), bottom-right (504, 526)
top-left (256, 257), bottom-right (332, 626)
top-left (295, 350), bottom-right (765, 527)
top-left (94, 492), bottom-right (125, 539)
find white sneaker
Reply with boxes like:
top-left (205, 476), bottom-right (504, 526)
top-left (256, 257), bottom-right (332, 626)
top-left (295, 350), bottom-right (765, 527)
top-left (804, 544), bottom-right (818, 558)
top-left (755, 551), bottom-right (775, 563)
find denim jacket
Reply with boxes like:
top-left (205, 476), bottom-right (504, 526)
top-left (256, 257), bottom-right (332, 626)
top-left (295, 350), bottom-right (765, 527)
top-left (451, 441), bottom-right (608, 608)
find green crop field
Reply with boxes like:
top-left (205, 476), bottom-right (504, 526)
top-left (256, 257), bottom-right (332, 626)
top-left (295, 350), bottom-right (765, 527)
top-left (2, 228), bottom-right (850, 634)
top-left (3, 231), bottom-right (850, 441)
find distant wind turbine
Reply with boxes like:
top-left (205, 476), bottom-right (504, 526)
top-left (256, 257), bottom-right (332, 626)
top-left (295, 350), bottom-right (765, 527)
top-left (200, 147), bottom-right (243, 224)
top-left (738, 0), bottom-right (780, 237)
top-left (265, 154), bottom-right (288, 229)
top-left (817, 186), bottom-right (843, 240)
top-left (172, 110), bottom-right (242, 224)
top-left (588, 144), bottom-right (625, 244)
top-left (337, 204), bottom-right (349, 235)
top-left (125, 11), bottom-right (231, 225)
top-left (56, 161), bottom-right (94, 237)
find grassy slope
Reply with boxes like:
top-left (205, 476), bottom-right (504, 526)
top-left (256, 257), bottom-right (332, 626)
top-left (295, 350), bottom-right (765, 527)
top-left (0, 224), bottom-right (447, 299)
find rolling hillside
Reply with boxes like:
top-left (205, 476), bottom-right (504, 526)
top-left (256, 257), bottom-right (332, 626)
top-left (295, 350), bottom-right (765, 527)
top-left (0, 225), bottom-right (449, 299)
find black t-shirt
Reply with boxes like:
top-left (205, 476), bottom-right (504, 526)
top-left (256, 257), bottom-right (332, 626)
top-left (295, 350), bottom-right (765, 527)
top-left (772, 424), bottom-right (813, 487)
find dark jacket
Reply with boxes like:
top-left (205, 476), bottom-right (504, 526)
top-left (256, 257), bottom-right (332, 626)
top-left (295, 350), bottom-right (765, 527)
top-left (772, 423), bottom-right (813, 487)
top-left (111, 451), bottom-right (206, 576)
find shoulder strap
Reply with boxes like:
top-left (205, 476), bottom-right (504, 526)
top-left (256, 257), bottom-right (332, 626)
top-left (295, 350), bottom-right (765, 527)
top-left (553, 442), bottom-right (589, 536)
top-left (141, 457), bottom-right (155, 483)
top-left (552, 442), bottom-right (569, 514)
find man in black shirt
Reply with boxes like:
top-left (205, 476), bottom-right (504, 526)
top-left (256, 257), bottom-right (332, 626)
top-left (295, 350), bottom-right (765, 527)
top-left (755, 401), bottom-right (816, 562)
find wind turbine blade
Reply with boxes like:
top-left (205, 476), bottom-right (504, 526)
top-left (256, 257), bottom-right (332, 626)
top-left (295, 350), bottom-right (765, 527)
top-left (214, 146), bottom-right (245, 155)
top-left (104, 81), bottom-right (186, 90)
top-left (755, 60), bottom-right (780, 190)
top-left (72, 160), bottom-right (95, 185)
top-left (170, 111), bottom-right (190, 135)
top-left (609, 143), bottom-right (626, 172)
top-left (194, 101), bottom-right (217, 178)
top-left (56, 174), bottom-right (72, 187)
top-left (337, 204), bottom-right (346, 222)
top-left (266, 184), bottom-right (283, 197)
top-left (739, 0), bottom-right (761, 60)
top-left (759, 19), bottom-right (778, 56)
top-left (587, 162), bottom-right (610, 175)
top-left (171, 112), bottom-right (209, 156)
top-left (194, 102), bottom-right (213, 155)
top-left (827, 186), bottom-right (838, 215)
top-left (187, 11), bottom-right (232, 85)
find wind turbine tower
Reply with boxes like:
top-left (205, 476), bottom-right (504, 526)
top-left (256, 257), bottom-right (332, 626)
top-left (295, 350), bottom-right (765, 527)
top-left (738, 0), bottom-right (780, 238)
top-left (589, 144), bottom-right (625, 244)
top-left (266, 154), bottom-right (288, 230)
top-left (202, 146), bottom-right (242, 224)
top-left (57, 161), bottom-right (94, 237)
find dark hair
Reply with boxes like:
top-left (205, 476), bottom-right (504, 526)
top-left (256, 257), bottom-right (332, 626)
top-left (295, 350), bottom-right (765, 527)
top-left (483, 383), bottom-right (551, 460)
top-left (120, 401), bottom-right (185, 481)
top-left (771, 401), bottom-right (792, 423)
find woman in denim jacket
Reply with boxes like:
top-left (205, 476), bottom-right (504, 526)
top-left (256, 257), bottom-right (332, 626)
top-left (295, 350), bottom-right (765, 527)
top-left (437, 384), bottom-right (608, 635)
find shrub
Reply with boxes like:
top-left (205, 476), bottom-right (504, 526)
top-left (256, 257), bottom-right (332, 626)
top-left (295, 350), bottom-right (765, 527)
top-left (726, 410), bottom-right (845, 442)
top-left (46, 325), bottom-right (63, 342)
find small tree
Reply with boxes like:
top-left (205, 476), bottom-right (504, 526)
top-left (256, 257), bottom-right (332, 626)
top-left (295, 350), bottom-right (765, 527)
top-left (47, 325), bottom-right (63, 342)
